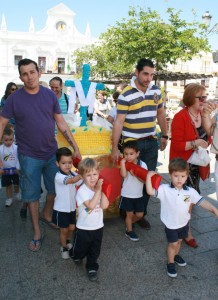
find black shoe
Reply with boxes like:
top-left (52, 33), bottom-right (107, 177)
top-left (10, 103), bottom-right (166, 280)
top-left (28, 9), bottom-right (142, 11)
top-left (167, 263), bottom-right (177, 278)
top-left (20, 208), bottom-right (27, 219)
top-left (125, 231), bottom-right (139, 242)
top-left (137, 218), bottom-right (151, 230)
top-left (174, 255), bottom-right (187, 267)
top-left (87, 270), bottom-right (98, 281)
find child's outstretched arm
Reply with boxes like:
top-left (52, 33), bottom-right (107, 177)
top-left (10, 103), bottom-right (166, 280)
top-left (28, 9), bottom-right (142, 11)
top-left (84, 179), bottom-right (103, 210)
top-left (66, 174), bottom-right (82, 185)
top-left (100, 192), bottom-right (109, 209)
top-left (200, 200), bottom-right (218, 217)
top-left (146, 171), bottom-right (156, 196)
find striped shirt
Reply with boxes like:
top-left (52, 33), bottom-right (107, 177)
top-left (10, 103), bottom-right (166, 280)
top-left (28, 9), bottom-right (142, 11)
top-left (117, 76), bottom-right (163, 141)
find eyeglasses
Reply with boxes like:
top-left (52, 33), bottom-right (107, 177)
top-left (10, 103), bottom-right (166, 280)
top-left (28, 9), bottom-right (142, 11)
top-left (196, 96), bottom-right (207, 102)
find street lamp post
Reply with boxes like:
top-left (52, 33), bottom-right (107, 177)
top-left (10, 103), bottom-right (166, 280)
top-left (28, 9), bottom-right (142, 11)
top-left (202, 11), bottom-right (218, 34)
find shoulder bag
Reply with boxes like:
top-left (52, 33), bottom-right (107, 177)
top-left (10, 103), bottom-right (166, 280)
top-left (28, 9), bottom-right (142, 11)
top-left (186, 109), bottom-right (211, 180)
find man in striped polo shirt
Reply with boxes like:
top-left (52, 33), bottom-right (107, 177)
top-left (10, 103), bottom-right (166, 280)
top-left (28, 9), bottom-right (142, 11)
top-left (111, 58), bottom-right (168, 229)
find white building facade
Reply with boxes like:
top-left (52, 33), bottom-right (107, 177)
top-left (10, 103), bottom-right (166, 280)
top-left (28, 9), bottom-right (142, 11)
top-left (1, 2), bottom-right (218, 100)
top-left (0, 3), bottom-right (96, 95)
top-left (166, 52), bottom-right (218, 100)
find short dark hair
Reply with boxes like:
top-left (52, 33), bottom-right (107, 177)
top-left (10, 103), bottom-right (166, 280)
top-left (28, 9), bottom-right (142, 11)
top-left (18, 59), bottom-right (39, 75)
top-left (122, 140), bottom-right (139, 153)
top-left (49, 76), bottom-right (63, 86)
top-left (136, 58), bottom-right (155, 72)
top-left (112, 91), bottom-right (120, 101)
top-left (3, 127), bottom-right (14, 137)
top-left (168, 158), bottom-right (189, 174)
top-left (56, 147), bottom-right (73, 162)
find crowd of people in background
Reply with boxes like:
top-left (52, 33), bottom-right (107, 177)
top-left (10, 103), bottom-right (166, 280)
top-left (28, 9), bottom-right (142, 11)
top-left (0, 57), bottom-right (218, 281)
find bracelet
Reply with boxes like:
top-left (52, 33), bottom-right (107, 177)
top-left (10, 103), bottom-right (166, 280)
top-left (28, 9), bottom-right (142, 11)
top-left (161, 135), bottom-right (169, 140)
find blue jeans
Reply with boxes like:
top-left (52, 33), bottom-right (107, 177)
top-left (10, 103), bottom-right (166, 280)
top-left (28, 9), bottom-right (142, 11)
top-left (136, 138), bottom-right (158, 215)
top-left (18, 154), bottom-right (58, 202)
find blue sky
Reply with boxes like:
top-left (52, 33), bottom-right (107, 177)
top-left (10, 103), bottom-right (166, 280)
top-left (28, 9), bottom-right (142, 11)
top-left (0, 0), bottom-right (218, 49)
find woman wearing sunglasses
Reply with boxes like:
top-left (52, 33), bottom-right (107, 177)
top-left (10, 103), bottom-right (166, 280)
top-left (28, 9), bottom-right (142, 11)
top-left (0, 82), bottom-right (18, 126)
top-left (1, 82), bottom-right (18, 111)
top-left (169, 83), bottom-right (210, 248)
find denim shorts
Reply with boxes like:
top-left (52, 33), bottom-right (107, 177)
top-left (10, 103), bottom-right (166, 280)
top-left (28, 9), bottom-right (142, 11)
top-left (18, 154), bottom-right (58, 202)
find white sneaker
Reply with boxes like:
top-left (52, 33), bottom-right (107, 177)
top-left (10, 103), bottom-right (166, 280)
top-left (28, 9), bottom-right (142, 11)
top-left (66, 242), bottom-right (73, 250)
top-left (15, 192), bottom-right (21, 201)
top-left (60, 247), bottom-right (69, 259)
top-left (5, 198), bottom-right (13, 207)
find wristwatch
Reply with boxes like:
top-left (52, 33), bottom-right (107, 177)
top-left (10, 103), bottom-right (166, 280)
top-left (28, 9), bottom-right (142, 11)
top-left (162, 135), bottom-right (169, 140)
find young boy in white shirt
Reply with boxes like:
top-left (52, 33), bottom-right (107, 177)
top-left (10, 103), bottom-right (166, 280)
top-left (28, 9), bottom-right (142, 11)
top-left (119, 141), bottom-right (147, 241)
top-left (69, 158), bottom-right (109, 282)
top-left (52, 147), bottom-right (82, 259)
top-left (0, 127), bottom-right (20, 207)
top-left (146, 157), bottom-right (218, 278)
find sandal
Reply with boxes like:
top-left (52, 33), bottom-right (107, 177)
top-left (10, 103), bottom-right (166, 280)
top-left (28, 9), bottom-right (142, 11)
top-left (184, 238), bottom-right (198, 248)
top-left (29, 239), bottom-right (42, 252)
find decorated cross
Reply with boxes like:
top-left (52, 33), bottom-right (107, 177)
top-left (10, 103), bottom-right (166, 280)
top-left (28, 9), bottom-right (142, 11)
top-left (65, 64), bottom-right (104, 126)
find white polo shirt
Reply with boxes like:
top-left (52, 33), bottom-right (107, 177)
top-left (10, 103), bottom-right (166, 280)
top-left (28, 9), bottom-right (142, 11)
top-left (121, 160), bottom-right (147, 198)
top-left (53, 171), bottom-right (82, 213)
top-left (156, 183), bottom-right (205, 229)
top-left (76, 183), bottom-right (104, 230)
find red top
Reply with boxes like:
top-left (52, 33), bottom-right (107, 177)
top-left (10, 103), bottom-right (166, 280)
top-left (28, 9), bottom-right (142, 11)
top-left (170, 108), bottom-right (210, 161)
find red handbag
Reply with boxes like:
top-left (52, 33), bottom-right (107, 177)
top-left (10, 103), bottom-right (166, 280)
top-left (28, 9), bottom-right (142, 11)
top-left (199, 164), bottom-right (210, 181)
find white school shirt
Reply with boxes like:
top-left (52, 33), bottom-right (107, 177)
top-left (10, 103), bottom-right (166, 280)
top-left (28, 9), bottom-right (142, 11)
top-left (156, 183), bottom-right (204, 229)
top-left (0, 144), bottom-right (20, 169)
top-left (76, 183), bottom-right (104, 230)
top-left (53, 171), bottom-right (82, 213)
top-left (121, 160), bottom-right (147, 198)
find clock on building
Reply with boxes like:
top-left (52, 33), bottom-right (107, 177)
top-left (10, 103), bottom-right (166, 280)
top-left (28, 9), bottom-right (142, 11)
top-left (56, 21), bottom-right (66, 31)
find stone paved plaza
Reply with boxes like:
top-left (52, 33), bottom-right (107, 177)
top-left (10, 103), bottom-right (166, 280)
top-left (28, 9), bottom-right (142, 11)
top-left (1, 143), bottom-right (218, 300)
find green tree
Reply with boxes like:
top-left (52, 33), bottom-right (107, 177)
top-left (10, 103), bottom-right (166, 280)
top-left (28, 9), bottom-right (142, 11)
top-left (73, 7), bottom-right (211, 78)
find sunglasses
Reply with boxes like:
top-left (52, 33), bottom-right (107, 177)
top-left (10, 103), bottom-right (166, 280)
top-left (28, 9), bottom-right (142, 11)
top-left (196, 96), bottom-right (207, 102)
top-left (11, 88), bottom-right (17, 91)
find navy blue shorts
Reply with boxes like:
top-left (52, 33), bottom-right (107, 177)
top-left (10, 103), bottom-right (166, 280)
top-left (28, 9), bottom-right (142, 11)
top-left (165, 223), bottom-right (189, 243)
top-left (1, 174), bottom-right (19, 187)
top-left (119, 196), bottom-right (145, 213)
top-left (52, 210), bottom-right (76, 228)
